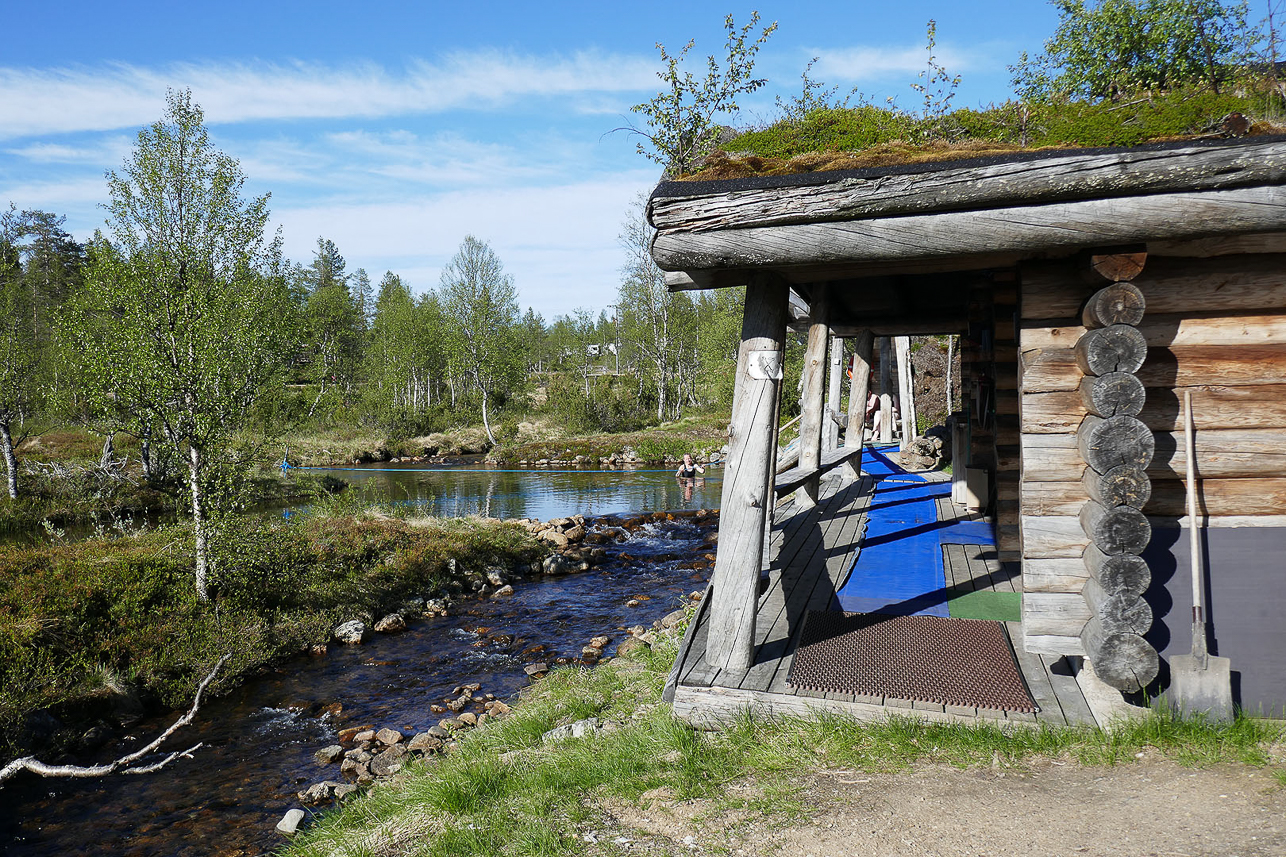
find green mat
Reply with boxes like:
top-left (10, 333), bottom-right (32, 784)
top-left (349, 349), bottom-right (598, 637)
top-left (945, 589), bottom-right (1022, 622)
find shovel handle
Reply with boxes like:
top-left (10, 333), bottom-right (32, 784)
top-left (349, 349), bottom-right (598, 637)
top-left (1184, 391), bottom-right (1208, 665)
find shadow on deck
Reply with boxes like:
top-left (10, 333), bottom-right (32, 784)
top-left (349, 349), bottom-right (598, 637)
top-left (667, 466), bottom-right (1109, 729)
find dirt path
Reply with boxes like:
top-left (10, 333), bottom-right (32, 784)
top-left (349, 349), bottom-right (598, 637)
top-left (597, 755), bottom-right (1285, 856)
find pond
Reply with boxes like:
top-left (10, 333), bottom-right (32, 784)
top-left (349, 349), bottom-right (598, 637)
top-left (289, 461), bottom-right (724, 521)
top-left (0, 465), bottom-right (724, 857)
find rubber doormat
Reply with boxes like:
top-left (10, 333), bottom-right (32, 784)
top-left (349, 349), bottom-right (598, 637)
top-left (787, 610), bottom-right (1035, 712)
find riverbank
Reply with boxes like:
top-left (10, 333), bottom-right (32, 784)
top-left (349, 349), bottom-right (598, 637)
top-left (274, 415), bottom-right (730, 468)
top-left (0, 507), bottom-right (550, 761)
top-left (283, 636), bottom-right (1286, 857)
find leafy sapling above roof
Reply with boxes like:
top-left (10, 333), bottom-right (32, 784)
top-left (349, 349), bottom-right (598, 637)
top-left (639, 3), bottom-right (1286, 183)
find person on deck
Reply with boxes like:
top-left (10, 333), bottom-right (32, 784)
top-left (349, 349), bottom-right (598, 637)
top-left (865, 389), bottom-right (900, 439)
top-left (675, 454), bottom-right (705, 479)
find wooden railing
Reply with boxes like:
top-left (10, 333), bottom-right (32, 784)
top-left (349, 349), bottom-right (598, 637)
top-left (773, 445), bottom-right (864, 497)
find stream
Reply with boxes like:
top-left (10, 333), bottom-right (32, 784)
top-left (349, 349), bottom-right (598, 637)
top-left (0, 465), bottom-right (723, 857)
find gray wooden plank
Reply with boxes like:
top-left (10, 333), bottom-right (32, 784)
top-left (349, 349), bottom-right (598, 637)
top-left (765, 480), bottom-right (874, 694)
top-left (757, 485), bottom-right (868, 694)
top-left (742, 491), bottom-right (857, 691)
top-left (1043, 655), bottom-right (1096, 726)
top-left (1005, 621), bottom-right (1064, 725)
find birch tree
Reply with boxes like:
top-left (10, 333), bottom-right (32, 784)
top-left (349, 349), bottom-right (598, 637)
top-left (439, 236), bottom-right (521, 445)
top-left (70, 90), bottom-right (293, 600)
top-left (0, 213), bottom-right (36, 499)
top-left (617, 196), bottom-right (697, 421)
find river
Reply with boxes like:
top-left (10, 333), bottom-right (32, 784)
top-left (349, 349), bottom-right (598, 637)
top-left (0, 464), bottom-right (723, 857)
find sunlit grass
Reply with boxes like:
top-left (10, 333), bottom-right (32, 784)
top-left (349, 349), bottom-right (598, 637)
top-left (284, 621), bottom-right (1285, 857)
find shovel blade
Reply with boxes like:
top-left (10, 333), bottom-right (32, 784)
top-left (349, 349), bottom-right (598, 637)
top-left (1170, 654), bottom-right (1234, 723)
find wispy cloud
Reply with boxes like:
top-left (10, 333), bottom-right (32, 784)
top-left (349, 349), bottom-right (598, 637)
top-left (808, 43), bottom-right (975, 82)
top-left (0, 51), bottom-right (658, 140)
top-left (4, 136), bottom-right (133, 164)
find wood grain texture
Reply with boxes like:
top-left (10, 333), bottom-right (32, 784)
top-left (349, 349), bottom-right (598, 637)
top-left (796, 288), bottom-right (830, 507)
top-left (1083, 578), bottom-right (1153, 635)
top-left (1022, 313), bottom-right (1286, 351)
top-left (1021, 515), bottom-right (1090, 558)
top-left (1085, 544), bottom-right (1151, 595)
top-left (652, 186), bottom-right (1286, 272)
top-left (1022, 558), bottom-right (1090, 593)
top-left (1083, 464), bottom-right (1152, 509)
top-left (1080, 618), bottom-right (1159, 692)
top-left (1075, 324), bottom-right (1149, 375)
top-left (1080, 372), bottom-right (1146, 417)
top-left (706, 277), bottom-right (789, 674)
top-left (1080, 500), bottom-right (1152, 555)
top-left (1023, 252), bottom-right (1286, 320)
top-left (650, 141), bottom-right (1286, 232)
top-left (1024, 592), bottom-right (1093, 636)
top-left (1024, 427), bottom-right (1286, 481)
top-left (1078, 414), bottom-right (1155, 472)
top-left (1024, 383), bottom-right (1286, 433)
top-left (845, 330), bottom-right (874, 455)
top-left (1090, 252), bottom-right (1147, 284)
top-left (1083, 282), bottom-right (1146, 327)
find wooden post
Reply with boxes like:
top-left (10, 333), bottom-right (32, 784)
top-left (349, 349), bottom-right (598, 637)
top-left (796, 287), bottom-right (830, 508)
top-left (825, 335), bottom-right (844, 452)
top-left (705, 274), bottom-right (789, 676)
top-left (843, 330), bottom-right (874, 478)
top-left (878, 337), bottom-right (893, 444)
top-left (895, 335), bottom-right (916, 450)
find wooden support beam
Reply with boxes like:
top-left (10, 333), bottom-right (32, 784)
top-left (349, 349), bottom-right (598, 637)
top-left (705, 275), bottom-right (789, 675)
top-left (844, 330), bottom-right (874, 478)
top-left (895, 335), bottom-right (916, 450)
top-left (648, 141), bottom-right (1286, 232)
top-left (879, 337), bottom-right (893, 444)
top-left (651, 185), bottom-right (1286, 272)
top-left (796, 286), bottom-right (830, 508)
top-left (825, 336), bottom-right (845, 452)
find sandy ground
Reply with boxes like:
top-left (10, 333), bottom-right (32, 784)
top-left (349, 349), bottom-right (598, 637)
top-left (593, 755), bottom-right (1286, 857)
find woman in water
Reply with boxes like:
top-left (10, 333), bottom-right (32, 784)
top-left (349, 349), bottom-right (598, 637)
top-left (675, 453), bottom-right (705, 479)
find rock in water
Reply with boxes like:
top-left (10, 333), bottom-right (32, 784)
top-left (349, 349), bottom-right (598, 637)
top-left (375, 727), bottom-right (403, 746)
top-left (333, 620), bottom-right (368, 645)
top-left (276, 808), bottom-right (306, 836)
top-left (374, 613), bottom-right (407, 633)
top-left (314, 744), bottom-right (344, 763)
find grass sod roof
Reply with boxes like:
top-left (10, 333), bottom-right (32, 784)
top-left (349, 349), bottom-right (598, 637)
top-left (660, 90), bottom-right (1286, 186)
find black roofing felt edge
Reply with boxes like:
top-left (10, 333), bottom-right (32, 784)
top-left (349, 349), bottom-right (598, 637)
top-left (648, 134), bottom-right (1286, 201)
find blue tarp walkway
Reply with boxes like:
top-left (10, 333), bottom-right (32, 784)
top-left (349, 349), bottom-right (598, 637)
top-left (834, 445), bottom-right (1007, 618)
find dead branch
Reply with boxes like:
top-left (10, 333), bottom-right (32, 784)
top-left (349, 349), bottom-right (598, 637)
top-left (0, 653), bottom-right (231, 787)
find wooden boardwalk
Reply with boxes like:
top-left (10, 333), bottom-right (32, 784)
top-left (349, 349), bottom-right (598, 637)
top-left (669, 469), bottom-right (1104, 729)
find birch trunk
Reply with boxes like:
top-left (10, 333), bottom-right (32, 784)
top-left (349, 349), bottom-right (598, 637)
top-left (0, 422), bottom-right (17, 499)
top-left (187, 443), bottom-right (210, 601)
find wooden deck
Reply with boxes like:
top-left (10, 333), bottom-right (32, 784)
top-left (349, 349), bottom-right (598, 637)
top-left (668, 469), bottom-right (1110, 729)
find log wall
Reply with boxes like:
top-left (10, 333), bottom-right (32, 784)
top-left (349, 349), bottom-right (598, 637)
top-left (1018, 245), bottom-right (1286, 663)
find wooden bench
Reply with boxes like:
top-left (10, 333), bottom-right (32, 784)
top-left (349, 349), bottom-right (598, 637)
top-left (774, 445), bottom-right (865, 497)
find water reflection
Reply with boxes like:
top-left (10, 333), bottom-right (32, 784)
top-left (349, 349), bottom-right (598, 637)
top-left (296, 463), bottom-right (723, 520)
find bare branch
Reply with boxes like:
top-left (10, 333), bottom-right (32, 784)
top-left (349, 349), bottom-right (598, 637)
top-left (0, 653), bottom-right (230, 788)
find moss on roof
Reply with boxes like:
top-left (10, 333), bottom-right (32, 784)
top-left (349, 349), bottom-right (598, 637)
top-left (677, 89), bottom-right (1286, 181)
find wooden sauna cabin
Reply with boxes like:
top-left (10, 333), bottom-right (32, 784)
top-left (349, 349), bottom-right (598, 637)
top-left (651, 136), bottom-right (1286, 722)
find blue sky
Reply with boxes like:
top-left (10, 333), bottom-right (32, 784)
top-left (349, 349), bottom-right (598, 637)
top-left (0, 1), bottom-right (1269, 317)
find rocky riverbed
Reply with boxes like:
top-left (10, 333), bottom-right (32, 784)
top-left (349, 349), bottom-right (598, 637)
top-left (1, 509), bottom-right (718, 857)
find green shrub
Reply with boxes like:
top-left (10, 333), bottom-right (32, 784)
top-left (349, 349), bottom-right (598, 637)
top-left (0, 512), bottom-right (544, 759)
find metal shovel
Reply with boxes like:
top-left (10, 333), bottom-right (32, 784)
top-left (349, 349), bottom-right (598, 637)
top-left (1170, 391), bottom-right (1233, 722)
